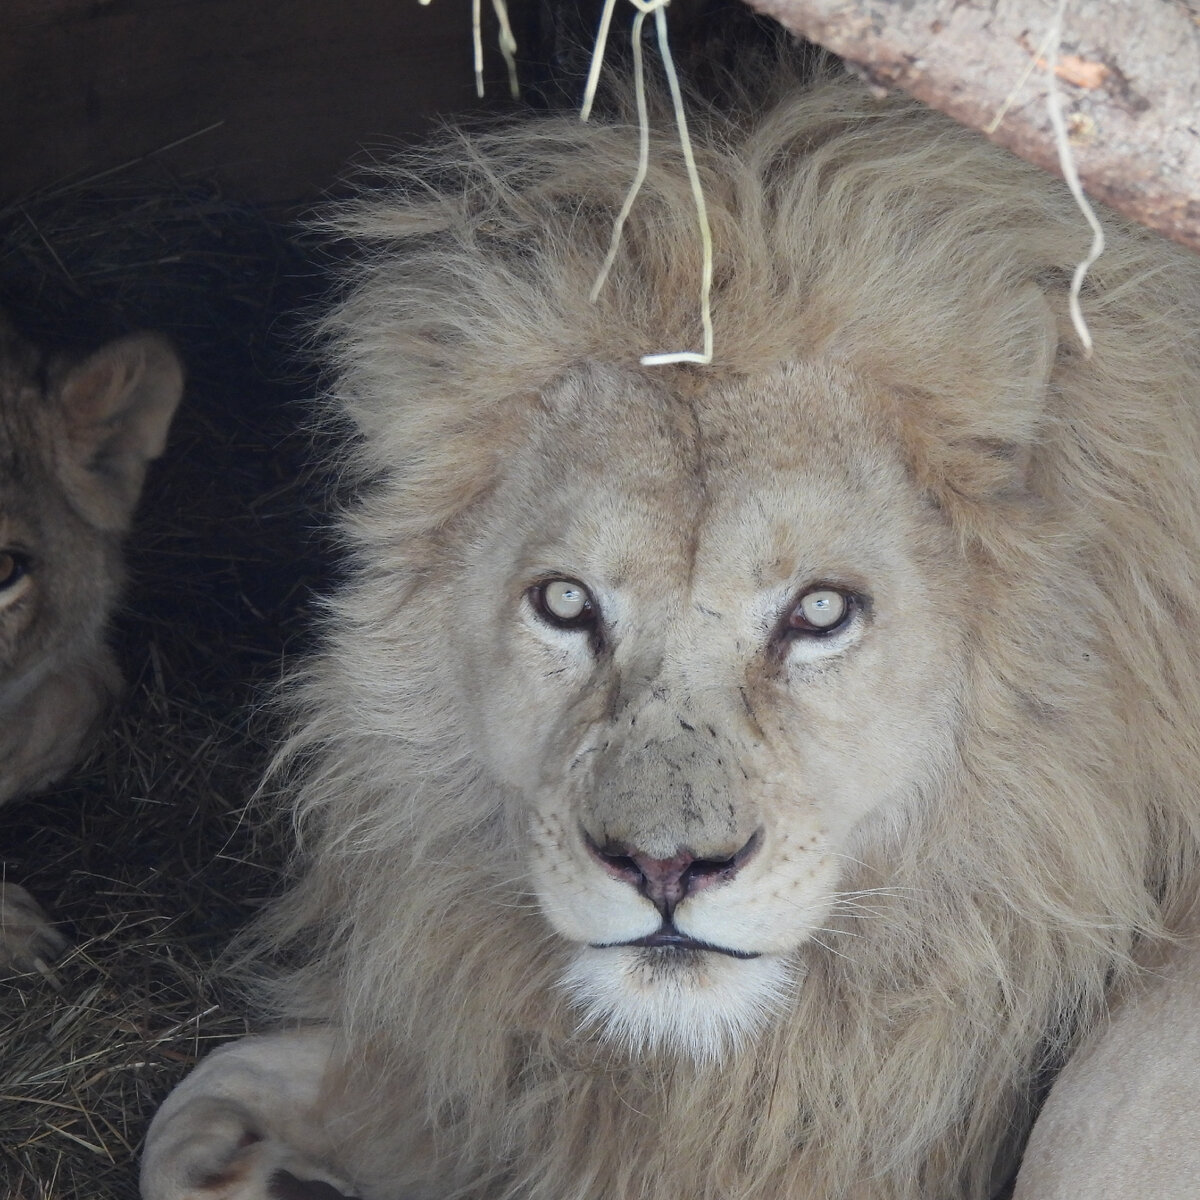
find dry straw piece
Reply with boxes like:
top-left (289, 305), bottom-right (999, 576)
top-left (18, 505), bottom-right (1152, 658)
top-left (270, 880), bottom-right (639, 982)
top-left (1043, 1), bottom-right (1104, 356)
top-left (419, 0), bottom-right (716, 366)
top-left (582, 0), bottom-right (715, 367)
top-left (418, 0), bottom-right (520, 100)
top-left (987, 0), bottom-right (1103, 354)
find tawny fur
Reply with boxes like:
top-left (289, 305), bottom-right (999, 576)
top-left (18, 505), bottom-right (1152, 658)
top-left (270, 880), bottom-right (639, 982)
top-left (240, 73), bottom-right (1200, 1199)
top-left (0, 318), bottom-right (182, 968)
top-left (1014, 919), bottom-right (1200, 1198)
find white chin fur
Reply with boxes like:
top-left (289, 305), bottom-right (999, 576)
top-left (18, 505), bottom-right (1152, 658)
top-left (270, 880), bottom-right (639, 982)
top-left (560, 945), bottom-right (795, 1065)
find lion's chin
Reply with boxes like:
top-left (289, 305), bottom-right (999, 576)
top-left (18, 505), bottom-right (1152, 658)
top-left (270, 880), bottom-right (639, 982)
top-left (560, 945), bottom-right (796, 1065)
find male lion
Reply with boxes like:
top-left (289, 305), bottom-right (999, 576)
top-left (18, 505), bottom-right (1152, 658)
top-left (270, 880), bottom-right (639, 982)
top-left (142, 73), bottom-right (1200, 1200)
top-left (1, 318), bottom-right (182, 969)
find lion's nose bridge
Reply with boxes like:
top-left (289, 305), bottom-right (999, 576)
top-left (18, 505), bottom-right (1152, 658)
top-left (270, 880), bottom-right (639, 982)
top-left (582, 692), bottom-right (751, 862)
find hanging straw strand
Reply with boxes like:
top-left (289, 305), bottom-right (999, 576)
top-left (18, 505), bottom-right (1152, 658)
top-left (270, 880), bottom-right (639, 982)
top-left (583, 0), bottom-right (715, 367)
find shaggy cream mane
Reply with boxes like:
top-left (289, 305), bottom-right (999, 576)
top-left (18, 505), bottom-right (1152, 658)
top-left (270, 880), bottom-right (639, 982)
top-left (256, 71), bottom-right (1200, 1200)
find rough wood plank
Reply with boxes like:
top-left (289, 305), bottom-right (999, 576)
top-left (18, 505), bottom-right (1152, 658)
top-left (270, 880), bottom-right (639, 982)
top-left (745, 0), bottom-right (1200, 253)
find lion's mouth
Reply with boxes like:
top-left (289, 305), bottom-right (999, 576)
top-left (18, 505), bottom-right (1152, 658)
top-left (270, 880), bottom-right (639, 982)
top-left (591, 921), bottom-right (760, 960)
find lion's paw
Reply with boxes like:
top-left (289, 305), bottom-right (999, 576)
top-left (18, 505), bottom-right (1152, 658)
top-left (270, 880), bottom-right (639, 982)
top-left (0, 882), bottom-right (69, 974)
top-left (141, 1099), bottom-right (360, 1200)
top-left (141, 1032), bottom-right (362, 1200)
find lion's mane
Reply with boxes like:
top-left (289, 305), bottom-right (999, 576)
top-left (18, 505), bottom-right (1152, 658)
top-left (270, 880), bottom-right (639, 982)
top-left (258, 72), bottom-right (1200, 1200)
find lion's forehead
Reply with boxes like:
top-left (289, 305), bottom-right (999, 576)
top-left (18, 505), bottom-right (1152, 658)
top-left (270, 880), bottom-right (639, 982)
top-left (507, 364), bottom-right (920, 594)
top-left (535, 360), bottom-right (892, 486)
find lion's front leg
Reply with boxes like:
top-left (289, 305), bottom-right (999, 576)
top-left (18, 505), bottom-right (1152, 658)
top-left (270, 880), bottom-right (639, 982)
top-left (141, 1029), bottom-right (364, 1200)
top-left (1014, 933), bottom-right (1200, 1199)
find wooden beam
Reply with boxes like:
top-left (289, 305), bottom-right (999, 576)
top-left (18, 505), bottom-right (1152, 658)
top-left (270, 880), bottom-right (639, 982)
top-left (744, 0), bottom-right (1200, 253)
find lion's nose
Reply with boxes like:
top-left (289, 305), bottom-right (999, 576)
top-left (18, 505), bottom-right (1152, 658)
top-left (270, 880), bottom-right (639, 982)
top-left (586, 830), bottom-right (761, 918)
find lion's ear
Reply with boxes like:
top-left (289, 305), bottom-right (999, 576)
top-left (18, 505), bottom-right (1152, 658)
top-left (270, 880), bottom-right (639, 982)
top-left (897, 285), bottom-right (1058, 502)
top-left (56, 333), bottom-right (184, 531)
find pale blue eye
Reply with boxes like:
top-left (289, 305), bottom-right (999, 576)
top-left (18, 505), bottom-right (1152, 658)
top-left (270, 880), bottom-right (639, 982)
top-left (543, 580), bottom-right (589, 621)
top-left (796, 588), bottom-right (848, 630)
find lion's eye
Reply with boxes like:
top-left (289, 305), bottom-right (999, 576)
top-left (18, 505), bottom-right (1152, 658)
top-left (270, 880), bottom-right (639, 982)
top-left (0, 551), bottom-right (29, 592)
top-left (787, 586), bottom-right (853, 635)
top-left (532, 578), bottom-right (597, 630)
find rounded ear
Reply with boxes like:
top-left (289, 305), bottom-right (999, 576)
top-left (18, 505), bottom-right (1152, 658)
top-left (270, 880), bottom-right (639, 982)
top-left (56, 333), bottom-right (184, 530)
top-left (892, 285), bottom-right (1059, 504)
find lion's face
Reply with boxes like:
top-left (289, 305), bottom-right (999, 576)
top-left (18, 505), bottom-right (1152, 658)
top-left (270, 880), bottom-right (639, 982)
top-left (453, 361), bottom-right (969, 1061)
top-left (0, 323), bottom-right (181, 804)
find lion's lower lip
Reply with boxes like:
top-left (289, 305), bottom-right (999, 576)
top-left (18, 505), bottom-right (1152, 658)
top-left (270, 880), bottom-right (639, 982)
top-left (590, 927), bottom-right (760, 960)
